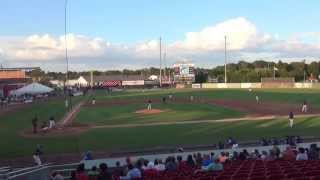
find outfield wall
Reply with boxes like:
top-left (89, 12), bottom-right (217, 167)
top-left (194, 83), bottom-right (315, 89)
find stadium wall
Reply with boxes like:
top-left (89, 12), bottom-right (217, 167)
top-left (195, 83), bottom-right (315, 89)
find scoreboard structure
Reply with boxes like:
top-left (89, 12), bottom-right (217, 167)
top-left (173, 62), bottom-right (195, 84)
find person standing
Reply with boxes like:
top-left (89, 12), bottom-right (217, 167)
top-left (32, 115), bottom-right (38, 134)
top-left (49, 116), bottom-right (56, 129)
top-left (301, 100), bottom-right (308, 113)
top-left (289, 111), bottom-right (294, 128)
top-left (92, 97), bottom-right (96, 105)
top-left (147, 99), bottom-right (152, 110)
top-left (255, 95), bottom-right (259, 104)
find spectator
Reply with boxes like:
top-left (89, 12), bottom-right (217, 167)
top-left (202, 154), bottom-right (213, 167)
top-left (261, 151), bottom-right (268, 160)
top-left (177, 155), bottom-right (187, 169)
top-left (205, 159), bottom-right (223, 171)
top-left (51, 171), bottom-right (64, 180)
top-left (83, 151), bottom-right (93, 160)
top-left (309, 144), bottom-right (319, 160)
top-left (165, 156), bottom-right (177, 171)
top-left (282, 146), bottom-right (296, 161)
top-left (186, 155), bottom-right (195, 168)
top-left (218, 152), bottom-right (228, 163)
top-left (296, 147), bottom-right (308, 161)
top-left (272, 145), bottom-right (281, 158)
top-left (113, 161), bottom-right (125, 177)
top-left (121, 164), bottom-right (141, 180)
top-left (75, 164), bottom-right (88, 180)
top-left (98, 163), bottom-right (113, 180)
top-left (154, 159), bottom-right (165, 171)
top-left (33, 151), bottom-right (42, 166)
top-left (231, 151), bottom-right (239, 161)
top-left (195, 153), bottom-right (203, 167)
top-left (88, 166), bottom-right (99, 180)
top-left (70, 171), bottom-right (76, 180)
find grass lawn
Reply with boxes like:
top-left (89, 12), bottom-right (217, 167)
top-left (93, 88), bottom-right (320, 107)
top-left (76, 102), bottom-right (245, 125)
top-left (2, 88), bottom-right (320, 159)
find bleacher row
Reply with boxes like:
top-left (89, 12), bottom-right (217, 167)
top-left (113, 160), bottom-right (320, 180)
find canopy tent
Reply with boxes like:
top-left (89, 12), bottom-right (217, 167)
top-left (10, 82), bottom-right (53, 96)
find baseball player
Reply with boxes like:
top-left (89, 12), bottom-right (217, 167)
top-left (301, 100), bottom-right (307, 113)
top-left (147, 99), bottom-right (152, 110)
top-left (289, 111), bottom-right (294, 128)
top-left (255, 95), bottom-right (259, 104)
top-left (92, 97), bottom-right (96, 105)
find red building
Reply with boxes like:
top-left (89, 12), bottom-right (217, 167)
top-left (0, 67), bottom-right (38, 97)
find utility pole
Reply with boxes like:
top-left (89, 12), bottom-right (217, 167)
top-left (64, 0), bottom-right (72, 109)
top-left (224, 35), bottom-right (227, 83)
top-left (163, 44), bottom-right (167, 82)
top-left (159, 37), bottom-right (162, 87)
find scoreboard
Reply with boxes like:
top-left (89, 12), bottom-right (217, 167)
top-left (173, 62), bottom-right (195, 83)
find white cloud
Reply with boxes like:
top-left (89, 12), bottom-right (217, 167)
top-left (0, 17), bottom-right (320, 71)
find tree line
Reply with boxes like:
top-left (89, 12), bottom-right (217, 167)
top-left (27, 60), bottom-right (320, 84)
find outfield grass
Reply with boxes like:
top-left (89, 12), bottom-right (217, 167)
top-left (76, 102), bottom-right (245, 125)
top-left (93, 88), bottom-right (320, 107)
top-left (2, 89), bottom-right (320, 159)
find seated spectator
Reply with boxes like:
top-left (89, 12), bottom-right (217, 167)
top-left (165, 156), bottom-right (177, 171)
top-left (113, 161), bottom-right (125, 177)
top-left (198, 159), bottom-right (223, 172)
top-left (195, 153), bottom-right (203, 167)
top-left (186, 155), bottom-right (195, 168)
top-left (309, 144), bottom-right (319, 160)
top-left (207, 159), bottom-right (223, 171)
top-left (75, 163), bottom-right (88, 180)
top-left (296, 147), bottom-right (308, 161)
top-left (83, 151), bottom-right (93, 160)
top-left (231, 151), bottom-right (239, 161)
top-left (154, 159), bottom-right (165, 171)
top-left (88, 166), bottom-right (99, 180)
top-left (272, 145), bottom-right (281, 158)
top-left (51, 171), bottom-right (64, 180)
top-left (177, 155), bottom-right (187, 169)
top-left (218, 152), bottom-right (228, 163)
top-left (266, 150), bottom-right (276, 161)
top-left (260, 151), bottom-right (268, 160)
top-left (282, 146), bottom-right (296, 161)
top-left (33, 152), bottom-right (42, 166)
top-left (143, 162), bottom-right (158, 176)
top-left (98, 163), bottom-right (113, 180)
top-left (120, 164), bottom-right (141, 180)
top-left (202, 154), bottom-right (213, 167)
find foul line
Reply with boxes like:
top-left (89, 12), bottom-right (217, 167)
top-left (91, 113), bottom-right (320, 129)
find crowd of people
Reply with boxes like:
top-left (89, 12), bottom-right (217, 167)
top-left (53, 143), bottom-right (320, 180)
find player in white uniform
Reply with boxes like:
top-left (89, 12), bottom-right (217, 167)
top-left (255, 95), bottom-right (259, 104)
top-left (301, 100), bottom-right (307, 113)
top-left (289, 111), bottom-right (294, 128)
top-left (147, 100), bottom-right (152, 110)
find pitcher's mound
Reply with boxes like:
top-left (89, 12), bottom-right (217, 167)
top-left (135, 109), bottom-right (165, 115)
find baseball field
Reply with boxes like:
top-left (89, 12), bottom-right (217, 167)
top-left (2, 88), bottom-right (320, 164)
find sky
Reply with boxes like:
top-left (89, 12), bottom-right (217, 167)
top-left (0, 0), bottom-right (320, 72)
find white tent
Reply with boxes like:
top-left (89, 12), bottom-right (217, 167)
top-left (10, 83), bottom-right (53, 96)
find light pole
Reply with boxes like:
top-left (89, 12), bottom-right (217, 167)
top-left (224, 35), bottom-right (227, 83)
top-left (64, 0), bottom-right (72, 109)
top-left (159, 37), bottom-right (162, 87)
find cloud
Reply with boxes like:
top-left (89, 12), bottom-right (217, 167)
top-left (0, 17), bottom-right (320, 71)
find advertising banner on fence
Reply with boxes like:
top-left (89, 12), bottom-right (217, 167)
top-left (122, 80), bottom-right (144, 86)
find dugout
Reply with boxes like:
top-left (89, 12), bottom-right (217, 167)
top-left (261, 77), bottom-right (295, 88)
